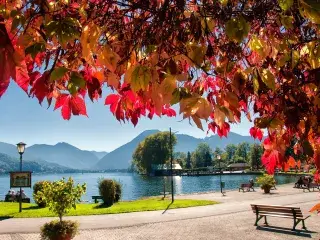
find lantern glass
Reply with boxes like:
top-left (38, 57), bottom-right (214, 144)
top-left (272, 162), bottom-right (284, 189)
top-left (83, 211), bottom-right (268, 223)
top-left (17, 142), bottom-right (26, 154)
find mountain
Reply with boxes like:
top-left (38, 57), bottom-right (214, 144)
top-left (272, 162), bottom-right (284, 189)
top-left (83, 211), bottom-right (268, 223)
top-left (95, 130), bottom-right (257, 170)
top-left (95, 130), bottom-right (160, 170)
top-left (26, 142), bottom-right (100, 169)
top-left (90, 151), bottom-right (108, 160)
top-left (0, 153), bottom-right (71, 174)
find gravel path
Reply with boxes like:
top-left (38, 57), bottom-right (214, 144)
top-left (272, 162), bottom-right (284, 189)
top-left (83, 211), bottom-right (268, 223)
top-left (0, 184), bottom-right (319, 239)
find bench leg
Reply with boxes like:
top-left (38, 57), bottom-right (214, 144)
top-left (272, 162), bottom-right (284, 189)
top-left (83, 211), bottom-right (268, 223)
top-left (302, 220), bottom-right (307, 230)
top-left (95, 199), bottom-right (98, 204)
top-left (264, 216), bottom-right (268, 225)
top-left (255, 215), bottom-right (263, 226)
top-left (293, 219), bottom-right (301, 231)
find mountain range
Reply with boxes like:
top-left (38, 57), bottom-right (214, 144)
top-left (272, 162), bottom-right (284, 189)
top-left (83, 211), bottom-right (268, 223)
top-left (0, 130), bottom-right (257, 172)
top-left (94, 130), bottom-right (257, 170)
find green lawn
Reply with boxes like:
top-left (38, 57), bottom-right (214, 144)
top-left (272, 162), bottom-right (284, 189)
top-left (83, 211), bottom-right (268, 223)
top-left (0, 198), bottom-right (217, 218)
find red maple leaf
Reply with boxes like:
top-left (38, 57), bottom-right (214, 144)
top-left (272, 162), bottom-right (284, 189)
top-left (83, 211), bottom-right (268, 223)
top-left (217, 122), bottom-right (230, 138)
top-left (0, 22), bottom-right (16, 97)
top-left (30, 71), bottom-right (51, 104)
top-left (249, 127), bottom-right (263, 141)
top-left (55, 94), bottom-right (87, 120)
top-left (105, 94), bottom-right (121, 114)
top-left (262, 150), bottom-right (279, 174)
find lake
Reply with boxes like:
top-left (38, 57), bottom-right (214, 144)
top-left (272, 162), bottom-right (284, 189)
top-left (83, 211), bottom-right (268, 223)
top-left (0, 172), bottom-right (298, 202)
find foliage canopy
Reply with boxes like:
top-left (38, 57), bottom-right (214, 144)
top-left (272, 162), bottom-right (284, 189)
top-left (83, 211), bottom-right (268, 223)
top-left (1, 0), bottom-right (320, 209)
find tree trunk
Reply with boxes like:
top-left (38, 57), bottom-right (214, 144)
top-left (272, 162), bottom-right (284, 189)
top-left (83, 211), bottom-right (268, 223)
top-left (59, 214), bottom-right (63, 223)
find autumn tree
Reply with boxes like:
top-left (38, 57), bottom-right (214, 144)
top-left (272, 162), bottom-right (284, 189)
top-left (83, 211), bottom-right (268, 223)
top-left (1, 0), bottom-right (320, 211)
top-left (132, 132), bottom-right (177, 174)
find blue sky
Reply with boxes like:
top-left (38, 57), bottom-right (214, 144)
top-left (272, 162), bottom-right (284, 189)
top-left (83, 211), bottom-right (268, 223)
top-left (0, 81), bottom-right (254, 152)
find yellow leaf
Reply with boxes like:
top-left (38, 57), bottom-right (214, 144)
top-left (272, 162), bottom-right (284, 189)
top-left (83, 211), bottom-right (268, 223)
top-left (131, 65), bottom-right (152, 91)
top-left (225, 92), bottom-right (239, 109)
top-left (291, 50), bottom-right (299, 68)
top-left (214, 106), bottom-right (226, 128)
top-left (97, 45), bottom-right (120, 73)
top-left (219, 0), bottom-right (228, 6)
top-left (192, 115), bottom-right (203, 130)
top-left (196, 98), bottom-right (212, 119)
top-left (160, 75), bottom-right (177, 104)
top-left (261, 69), bottom-right (276, 90)
top-left (280, 15), bottom-right (293, 29)
top-left (253, 70), bottom-right (259, 94)
top-left (299, 0), bottom-right (320, 24)
top-left (187, 44), bottom-right (206, 67)
top-left (249, 35), bottom-right (268, 59)
top-left (226, 15), bottom-right (250, 43)
top-left (279, 0), bottom-right (293, 11)
top-left (81, 23), bottom-right (100, 61)
top-left (106, 72), bottom-right (119, 87)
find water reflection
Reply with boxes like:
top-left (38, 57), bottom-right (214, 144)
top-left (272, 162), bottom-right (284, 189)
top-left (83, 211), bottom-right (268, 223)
top-left (0, 173), bottom-right (298, 202)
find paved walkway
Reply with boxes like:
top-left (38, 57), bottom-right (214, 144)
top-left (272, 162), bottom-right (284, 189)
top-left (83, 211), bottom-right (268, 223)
top-left (0, 184), bottom-right (319, 239)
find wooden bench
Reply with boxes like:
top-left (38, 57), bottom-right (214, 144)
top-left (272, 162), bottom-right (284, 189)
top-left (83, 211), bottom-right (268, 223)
top-left (91, 196), bottom-right (103, 203)
top-left (251, 204), bottom-right (310, 231)
top-left (239, 183), bottom-right (254, 192)
top-left (302, 183), bottom-right (320, 192)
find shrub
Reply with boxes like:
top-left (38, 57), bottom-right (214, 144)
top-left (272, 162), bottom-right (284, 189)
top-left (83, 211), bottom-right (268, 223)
top-left (98, 179), bottom-right (116, 206)
top-left (256, 174), bottom-right (276, 193)
top-left (33, 181), bottom-right (50, 208)
top-left (40, 220), bottom-right (78, 240)
top-left (35, 177), bottom-right (86, 222)
top-left (113, 180), bottom-right (122, 203)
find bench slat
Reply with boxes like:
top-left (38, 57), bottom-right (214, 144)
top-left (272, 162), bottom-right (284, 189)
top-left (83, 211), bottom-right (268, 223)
top-left (251, 204), bottom-right (300, 210)
top-left (259, 214), bottom-right (306, 219)
top-left (251, 207), bottom-right (302, 214)
top-left (254, 211), bottom-right (303, 217)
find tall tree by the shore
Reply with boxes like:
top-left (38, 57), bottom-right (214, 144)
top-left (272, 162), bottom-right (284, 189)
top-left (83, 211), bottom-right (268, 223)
top-left (186, 152), bottom-right (192, 169)
top-left (132, 132), bottom-right (177, 174)
top-left (192, 143), bottom-right (212, 168)
top-left (250, 144), bottom-right (264, 170)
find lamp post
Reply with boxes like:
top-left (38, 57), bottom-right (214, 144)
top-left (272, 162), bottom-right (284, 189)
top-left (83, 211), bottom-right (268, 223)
top-left (217, 155), bottom-right (223, 194)
top-left (169, 128), bottom-right (178, 203)
top-left (169, 128), bottom-right (174, 203)
top-left (16, 142), bottom-right (26, 213)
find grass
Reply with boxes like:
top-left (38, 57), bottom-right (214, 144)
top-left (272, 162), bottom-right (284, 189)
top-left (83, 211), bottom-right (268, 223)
top-left (0, 198), bottom-right (217, 218)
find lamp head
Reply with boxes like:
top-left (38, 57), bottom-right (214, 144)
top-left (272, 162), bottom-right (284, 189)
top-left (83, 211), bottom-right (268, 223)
top-left (16, 142), bottom-right (26, 154)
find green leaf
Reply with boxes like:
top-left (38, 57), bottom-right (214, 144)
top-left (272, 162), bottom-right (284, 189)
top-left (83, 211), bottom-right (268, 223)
top-left (292, 50), bottom-right (299, 68)
top-left (25, 42), bottom-right (46, 59)
top-left (253, 71), bottom-right (259, 94)
top-left (279, 0), bottom-right (293, 11)
top-left (131, 65), bottom-right (151, 91)
top-left (226, 15), bottom-right (250, 43)
top-left (50, 67), bottom-right (69, 81)
top-left (261, 69), bottom-right (276, 90)
top-left (70, 72), bottom-right (85, 88)
top-left (299, 0), bottom-right (320, 24)
top-left (280, 15), bottom-right (294, 29)
top-left (219, 0), bottom-right (228, 6)
top-left (45, 18), bottom-right (81, 46)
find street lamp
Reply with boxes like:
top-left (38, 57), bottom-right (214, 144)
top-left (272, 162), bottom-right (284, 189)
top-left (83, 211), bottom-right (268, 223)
top-left (169, 128), bottom-right (178, 203)
top-left (16, 142), bottom-right (26, 212)
top-left (217, 155), bottom-right (223, 195)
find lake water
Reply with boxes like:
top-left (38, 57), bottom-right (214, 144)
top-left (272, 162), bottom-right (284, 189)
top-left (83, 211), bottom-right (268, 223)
top-left (0, 173), bottom-right (298, 203)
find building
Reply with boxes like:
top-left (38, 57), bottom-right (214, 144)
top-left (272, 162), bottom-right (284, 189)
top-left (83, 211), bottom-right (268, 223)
top-left (227, 163), bottom-right (250, 171)
top-left (151, 163), bottom-right (182, 176)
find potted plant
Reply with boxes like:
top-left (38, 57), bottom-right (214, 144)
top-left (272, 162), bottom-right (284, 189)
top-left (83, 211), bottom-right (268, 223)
top-left (35, 178), bottom-right (86, 240)
top-left (256, 174), bottom-right (276, 194)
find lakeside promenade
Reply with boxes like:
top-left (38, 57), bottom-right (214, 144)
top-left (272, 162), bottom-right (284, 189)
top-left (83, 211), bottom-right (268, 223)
top-left (0, 183), bottom-right (319, 239)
